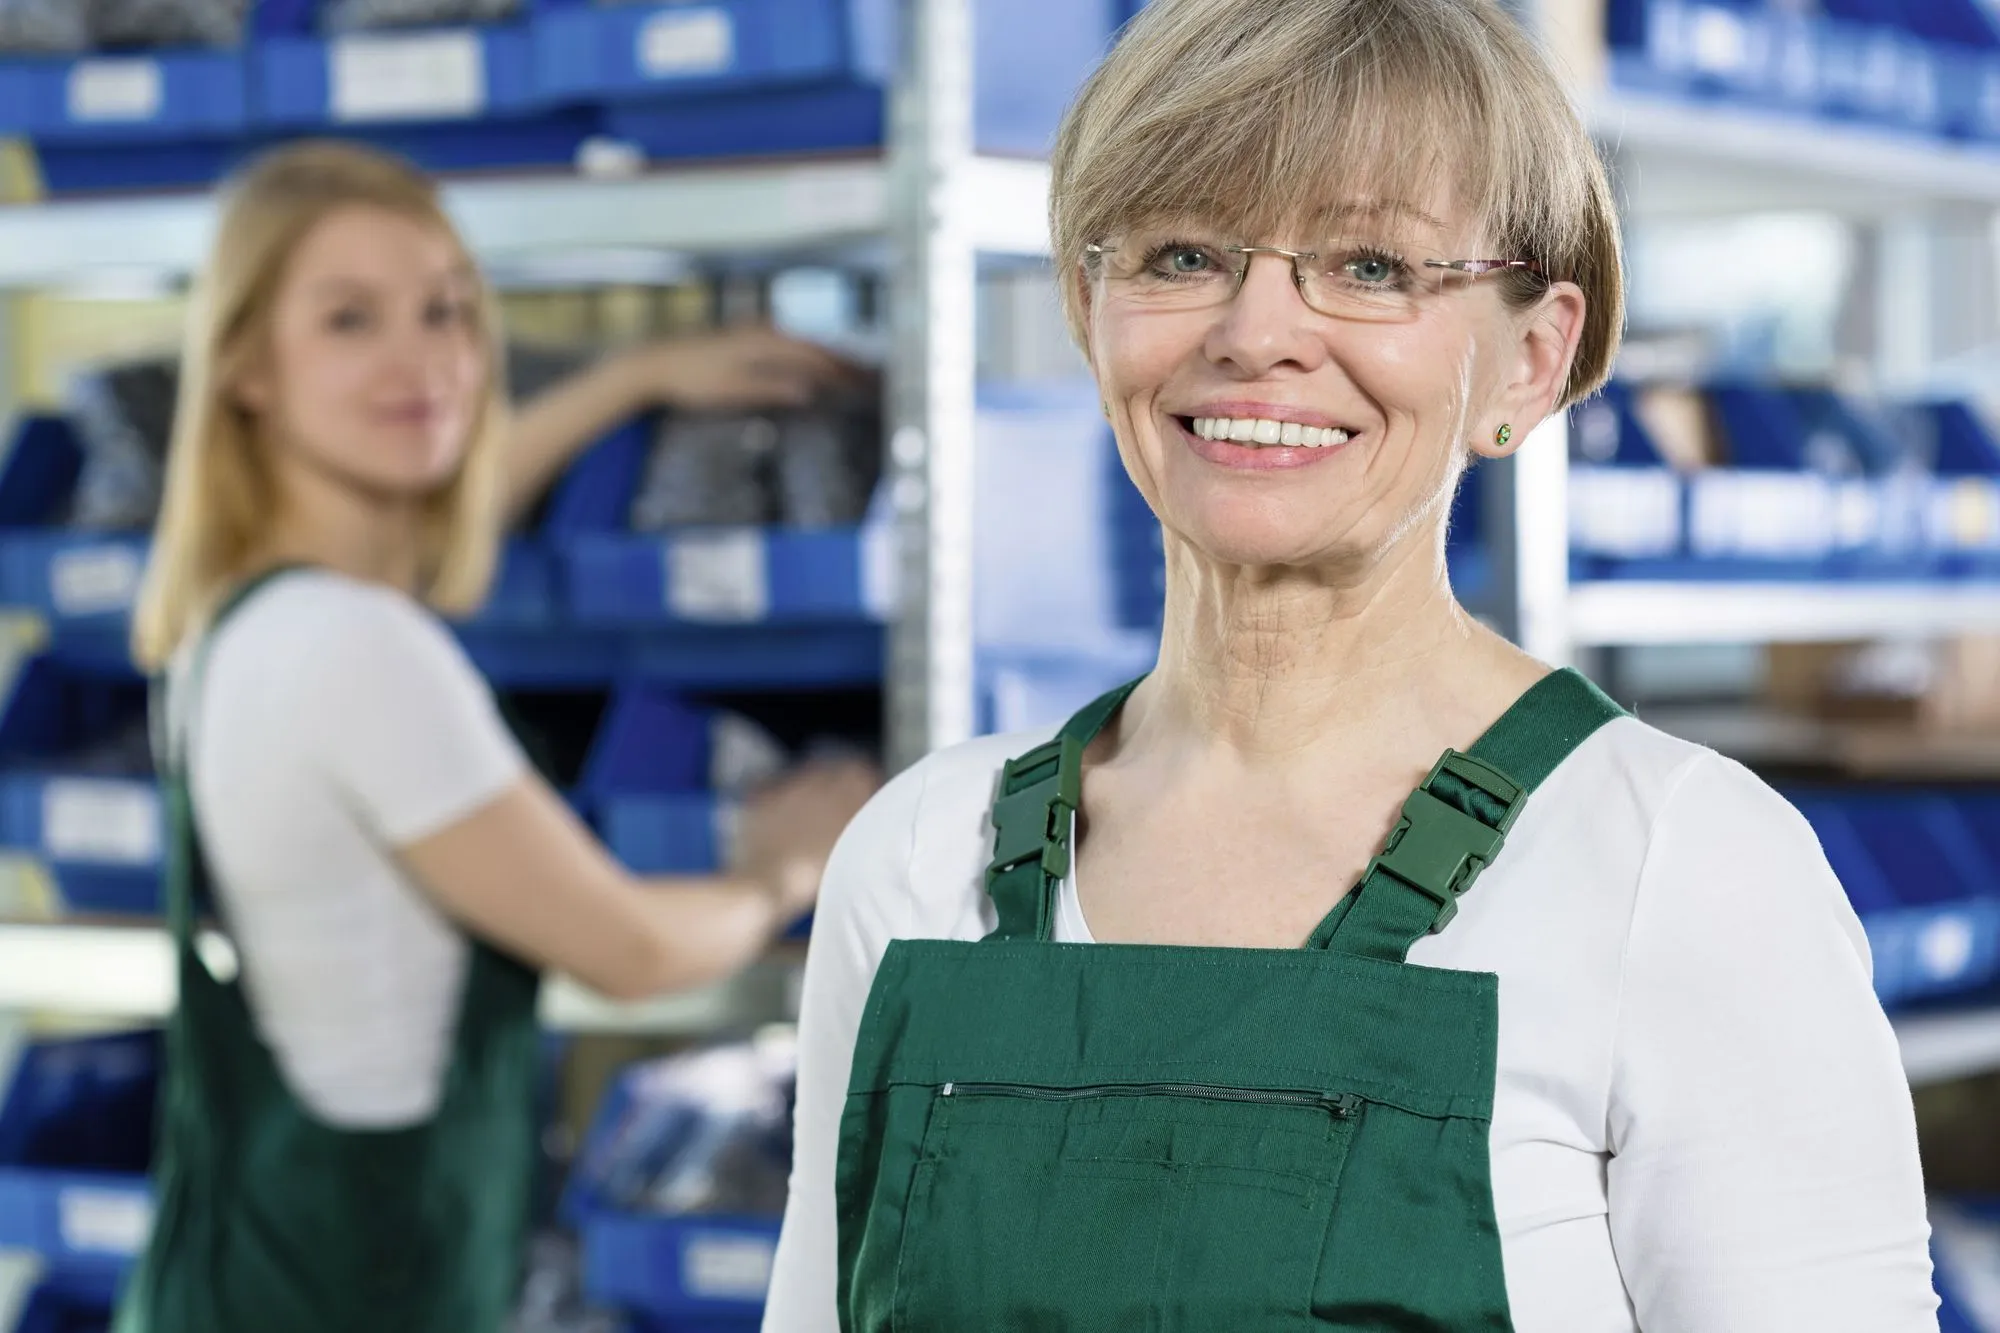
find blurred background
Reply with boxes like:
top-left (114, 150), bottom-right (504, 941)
top-left (0, 0), bottom-right (1997, 1328)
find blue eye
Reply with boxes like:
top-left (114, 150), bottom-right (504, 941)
top-left (1167, 248), bottom-right (1210, 274)
top-left (1346, 255), bottom-right (1398, 285)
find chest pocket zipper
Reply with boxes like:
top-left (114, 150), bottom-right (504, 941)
top-left (941, 1081), bottom-right (1363, 1120)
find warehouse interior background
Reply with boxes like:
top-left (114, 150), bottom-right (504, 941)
top-left (4, 0), bottom-right (2000, 1328)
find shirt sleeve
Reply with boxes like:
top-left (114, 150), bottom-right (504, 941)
top-left (292, 585), bottom-right (527, 847)
top-left (763, 760), bottom-right (928, 1333)
top-left (1607, 753), bottom-right (1938, 1332)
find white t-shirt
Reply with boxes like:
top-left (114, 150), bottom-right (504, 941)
top-left (765, 715), bottom-right (1939, 1332)
top-left (171, 570), bottom-right (526, 1129)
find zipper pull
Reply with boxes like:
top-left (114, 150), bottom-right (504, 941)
top-left (1327, 1094), bottom-right (1363, 1120)
top-left (942, 1082), bottom-right (955, 1097)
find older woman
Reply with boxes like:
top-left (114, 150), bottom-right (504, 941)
top-left (765, 0), bottom-right (1936, 1328)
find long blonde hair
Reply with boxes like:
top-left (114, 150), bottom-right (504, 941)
top-left (131, 139), bottom-right (509, 671)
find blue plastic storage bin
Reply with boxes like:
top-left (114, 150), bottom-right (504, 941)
top-left (0, 1032), bottom-right (157, 1275)
top-left (582, 1211), bottom-right (775, 1330)
top-left (463, 537), bottom-right (559, 631)
top-left (0, 533), bottom-right (148, 629)
top-left (11, 1277), bottom-right (116, 1333)
top-left (0, 49), bottom-right (247, 143)
top-left (245, 0), bottom-right (594, 172)
top-left (563, 526), bottom-right (883, 626)
top-left (0, 774), bottom-right (161, 914)
top-left (1792, 792), bottom-right (2000, 1006)
top-left (574, 684), bottom-right (730, 873)
top-left (1568, 382), bottom-right (1686, 576)
top-left (0, 655), bottom-right (158, 913)
top-left (253, 0), bottom-right (540, 125)
top-left (550, 0), bottom-right (1120, 160)
top-left (545, 415), bottom-right (886, 628)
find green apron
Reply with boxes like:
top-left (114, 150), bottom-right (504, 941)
top-left (835, 668), bottom-right (1623, 1330)
top-left (115, 569), bottom-right (544, 1333)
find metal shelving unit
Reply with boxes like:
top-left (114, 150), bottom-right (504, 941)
top-left (1491, 10), bottom-right (2000, 667)
top-left (0, 2), bottom-right (1021, 1030)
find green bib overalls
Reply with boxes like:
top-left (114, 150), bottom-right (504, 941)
top-left (115, 570), bottom-right (543, 1333)
top-left (834, 668), bottom-right (1623, 1330)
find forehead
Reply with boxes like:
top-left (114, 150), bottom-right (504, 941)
top-left (285, 205), bottom-right (469, 292)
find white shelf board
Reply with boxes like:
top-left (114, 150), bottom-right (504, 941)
top-left (1588, 88), bottom-right (2000, 217)
top-left (1897, 1004), bottom-right (2000, 1087)
top-left (0, 155), bottom-right (1052, 291)
top-left (0, 920), bottom-right (799, 1035)
top-left (1568, 580), bottom-right (2000, 646)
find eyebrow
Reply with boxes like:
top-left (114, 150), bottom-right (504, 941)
top-left (307, 265), bottom-right (477, 299)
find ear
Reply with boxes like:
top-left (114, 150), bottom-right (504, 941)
top-left (1471, 281), bottom-right (1587, 461)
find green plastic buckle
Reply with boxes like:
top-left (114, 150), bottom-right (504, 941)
top-left (987, 735), bottom-right (1085, 883)
top-left (1364, 751), bottom-right (1525, 933)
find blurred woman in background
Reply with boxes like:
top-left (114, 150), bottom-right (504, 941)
top-left (116, 140), bottom-right (875, 1333)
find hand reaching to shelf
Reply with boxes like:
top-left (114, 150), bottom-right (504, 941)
top-left (615, 326), bottom-right (869, 414)
top-left (732, 756), bottom-right (883, 926)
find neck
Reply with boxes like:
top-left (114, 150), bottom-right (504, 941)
top-left (253, 452), bottom-right (425, 594)
top-left (1135, 521), bottom-right (1529, 771)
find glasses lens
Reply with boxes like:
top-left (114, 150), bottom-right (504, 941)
top-left (1091, 228), bottom-right (1243, 310)
top-left (1295, 236), bottom-right (1452, 322)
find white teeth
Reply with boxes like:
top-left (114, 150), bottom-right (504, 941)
top-left (1189, 416), bottom-right (1351, 447)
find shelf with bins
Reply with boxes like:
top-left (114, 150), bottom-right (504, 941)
top-left (0, 0), bottom-right (1108, 193)
top-left (1553, 381), bottom-right (2000, 647)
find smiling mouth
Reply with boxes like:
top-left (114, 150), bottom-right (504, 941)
top-left (1180, 416), bottom-right (1354, 449)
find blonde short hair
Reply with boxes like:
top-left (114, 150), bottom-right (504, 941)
top-left (1051, 0), bottom-right (1624, 407)
top-left (131, 140), bottom-right (508, 671)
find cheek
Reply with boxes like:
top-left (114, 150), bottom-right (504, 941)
top-left (270, 327), bottom-right (371, 426)
top-left (1092, 311), bottom-right (1193, 403)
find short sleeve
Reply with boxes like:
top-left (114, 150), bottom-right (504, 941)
top-left (288, 583), bottom-right (526, 846)
top-left (1606, 754), bottom-right (1937, 1331)
top-left (764, 758), bottom-right (927, 1333)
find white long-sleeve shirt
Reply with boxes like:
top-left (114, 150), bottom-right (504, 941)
top-left (765, 714), bottom-right (1938, 1332)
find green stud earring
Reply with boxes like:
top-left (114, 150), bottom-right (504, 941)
top-left (1494, 423), bottom-right (1513, 449)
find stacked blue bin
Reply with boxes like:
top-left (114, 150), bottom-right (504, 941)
top-left (1604, 0), bottom-right (2000, 142)
top-left (1571, 383), bottom-right (2000, 582)
top-left (1790, 790), bottom-right (2000, 1007)
top-left (0, 1031), bottom-right (158, 1330)
top-left (0, 16), bottom-right (252, 192)
top-left (530, 0), bottom-right (1118, 160)
top-left (1567, 381), bottom-right (1686, 578)
top-left (0, 0), bottom-right (1126, 193)
top-left (0, 409), bottom-right (886, 688)
top-left (561, 1050), bottom-right (784, 1331)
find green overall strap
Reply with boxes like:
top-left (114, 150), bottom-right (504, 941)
top-left (982, 678), bottom-right (1143, 941)
top-left (1311, 667), bottom-right (1626, 962)
top-left (158, 566), bottom-right (308, 946)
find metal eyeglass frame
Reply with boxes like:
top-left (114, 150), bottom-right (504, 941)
top-left (1083, 241), bottom-right (1546, 294)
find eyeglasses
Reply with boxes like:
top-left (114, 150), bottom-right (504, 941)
top-left (1084, 231), bottom-right (1545, 323)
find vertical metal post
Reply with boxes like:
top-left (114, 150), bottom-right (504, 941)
top-left (886, 0), bottom-right (979, 771)
top-left (1482, 415), bottom-right (1574, 666)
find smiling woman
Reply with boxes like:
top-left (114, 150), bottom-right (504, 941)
top-left (766, 1), bottom-right (1938, 1331)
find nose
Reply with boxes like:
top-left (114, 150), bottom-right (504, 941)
top-left (1201, 250), bottom-right (1328, 380)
